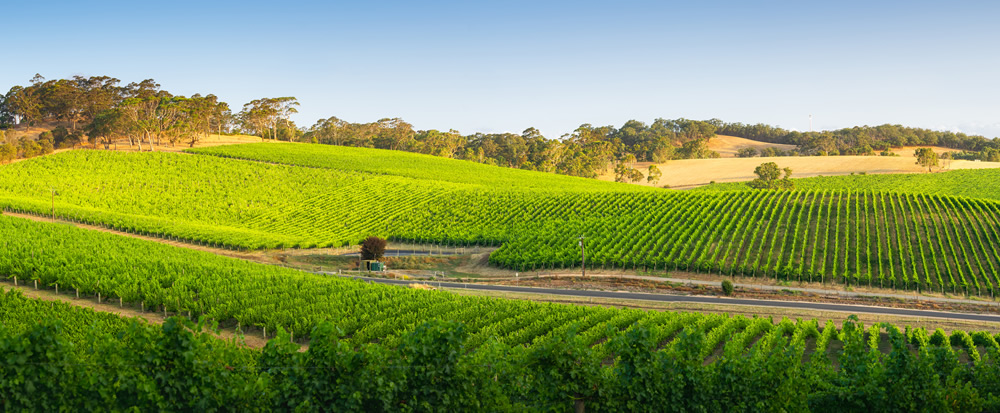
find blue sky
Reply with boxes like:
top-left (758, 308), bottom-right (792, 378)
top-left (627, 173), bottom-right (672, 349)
top-left (3, 0), bottom-right (999, 138)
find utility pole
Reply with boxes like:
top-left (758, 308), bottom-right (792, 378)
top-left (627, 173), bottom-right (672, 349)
top-left (579, 235), bottom-right (586, 278)
top-left (50, 187), bottom-right (56, 220)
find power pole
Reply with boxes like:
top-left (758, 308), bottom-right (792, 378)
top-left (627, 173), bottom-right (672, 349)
top-left (579, 235), bottom-right (586, 278)
top-left (50, 187), bottom-right (55, 220)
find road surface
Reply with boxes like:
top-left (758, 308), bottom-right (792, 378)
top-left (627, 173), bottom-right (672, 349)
top-left (337, 274), bottom-right (1000, 324)
top-left (339, 249), bottom-right (462, 257)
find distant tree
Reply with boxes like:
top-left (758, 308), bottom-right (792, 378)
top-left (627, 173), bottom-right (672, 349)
top-left (87, 109), bottom-right (124, 149)
top-left (275, 97), bottom-right (300, 141)
top-left (0, 142), bottom-right (15, 163)
top-left (748, 162), bottom-right (794, 190)
top-left (360, 236), bottom-right (387, 261)
top-left (239, 98), bottom-right (279, 140)
top-left (679, 139), bottom-right (720, 159)
top-left (647, 165), bottom-right (662, 185)
top-left (3, 85), bottom-right (41, 126)
top-left (613, 153), bottom-right (642, 183)
top-left (627, 168), bottom-right (644, 183)
top-left (914, 148), bottom-right (939, 172)
top-left (736, 147), bottom-right (757, 158)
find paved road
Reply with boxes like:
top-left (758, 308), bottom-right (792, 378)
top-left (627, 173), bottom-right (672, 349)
top-left (338, 274), bottom-right (1000, 323)
top-left (498, 273), bottom-right (1000, 308)
top-left (339, 249), bottom-right (462, 257)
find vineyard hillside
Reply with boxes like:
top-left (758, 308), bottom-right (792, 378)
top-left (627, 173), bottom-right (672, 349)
top-left (695, 168), bottom-right (1000, 200)
top-left (187, 142), bottom-right (639, 191)
top-left (4, 145), bottom-right (1000, 296)
top-left (4, 217), bottom-right (1000, 410)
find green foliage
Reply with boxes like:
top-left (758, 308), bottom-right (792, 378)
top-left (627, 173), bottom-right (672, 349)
top-left (694, 168), bottom-right (1000, 201)
top-left (397, 320), bottom-right (474, 411)
top-left (2, 275), bottom-right (998, 411)
top-left (6, 145), bottom-right (1000, 298)
top-left (721, 279), bottom-right (734, 295)
top-left (915, 147), bottom-right (940, 172)
top-left (679, 138), bottom-right (721, 159)
top-left (748, 161), bottom-right (794, 190)
top-left (646, 164), bottom-right (661, 184)
top-left (716, 121), bottom-right (999, 157)
top-left (522, 324), bottom-right (601, 410)
top-left (736, 146), bottom-right (758, 157)
top-left (189, 142), bottom-right (635, 192)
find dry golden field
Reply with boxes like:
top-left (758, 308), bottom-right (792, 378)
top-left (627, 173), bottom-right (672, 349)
top-left (598, 136), bottom-right (1000, 188)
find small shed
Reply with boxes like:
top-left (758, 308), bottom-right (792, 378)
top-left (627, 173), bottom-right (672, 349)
top-left (360, 260), bottom-right (384, 272)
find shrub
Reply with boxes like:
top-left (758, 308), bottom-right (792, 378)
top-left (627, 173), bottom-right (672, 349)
top-left (721, 279), bottom-right (734, 296)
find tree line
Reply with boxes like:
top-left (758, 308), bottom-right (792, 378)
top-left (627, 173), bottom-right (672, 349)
top-left (4, 73), bottom-right (998, 175)
top-left (717, 121), bottom-right (1000, 158)
top-left (0, 74), bottom-right (303, 163)
top-left (302, 116), bottom-right (721, 179)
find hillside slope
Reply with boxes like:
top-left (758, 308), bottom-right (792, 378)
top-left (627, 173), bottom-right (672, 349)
top-left (4, 144), bottom-right (1000, 297)
top-left (707, 135), bottom-right (797, 157)
top-left (188, 142), bottom-right (641, 192)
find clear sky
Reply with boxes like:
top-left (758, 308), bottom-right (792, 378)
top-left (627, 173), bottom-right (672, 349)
top-left (3, 0), bottom-right (998, 139)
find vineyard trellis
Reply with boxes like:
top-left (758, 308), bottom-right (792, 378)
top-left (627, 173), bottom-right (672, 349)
top-left (3, 148), bottom-right (1000, 296)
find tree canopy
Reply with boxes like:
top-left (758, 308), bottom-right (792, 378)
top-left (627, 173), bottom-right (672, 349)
top-left (914, 148), bottom-right (939, 172)
top-left (748, 162), bottom-right (794, 190)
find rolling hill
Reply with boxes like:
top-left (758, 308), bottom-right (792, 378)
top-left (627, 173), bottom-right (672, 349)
top-left (4, 143), bottom-right (1000, 296)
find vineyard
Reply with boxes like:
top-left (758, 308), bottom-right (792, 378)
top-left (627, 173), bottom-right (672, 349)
top-left (186, 142), bottom-right (635, 192)
top-left (4, 147), bottom-right (1000, 295)
top-left (695, 168), bottom-right (1000, 200)
top-left (5, 285), bottom-right (1000, 410)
